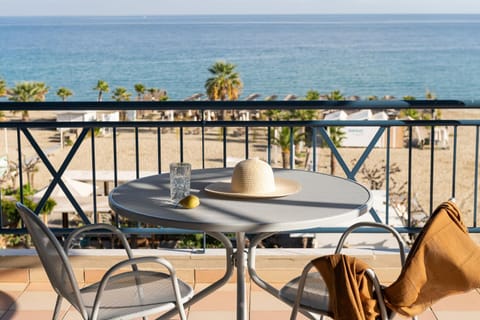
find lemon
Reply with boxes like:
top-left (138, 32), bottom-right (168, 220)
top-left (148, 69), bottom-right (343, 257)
top-left (179, 195), bottom-right (200, 209)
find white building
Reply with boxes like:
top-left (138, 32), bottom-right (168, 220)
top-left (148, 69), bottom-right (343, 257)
top-left (324, 109), bottom-right (404, 148)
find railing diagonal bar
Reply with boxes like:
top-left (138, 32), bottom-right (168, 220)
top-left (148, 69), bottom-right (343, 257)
top-left (350, 127), bottom-right (386, 178)
top-left (21, 127), bottom-right (91, 223)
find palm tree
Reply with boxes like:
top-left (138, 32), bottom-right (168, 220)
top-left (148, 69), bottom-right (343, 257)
top-left (146, 88), bottom-right (168, 101)
top-left (298, 90), bottom-right (322, 167)
top-left (0, 78), bottom-right (7, 98)
top-left (327, 127), bottom-right (345, 175)
top-left (401, 96), bottom-right (420, 119)
top-left (326, 89), bottom-right (345, 175)
top-left (305, 89), bottom-right (320, 101)
top-left (425, 89), bottom-right (440, 119)
top-left (35, 82), bottom-right (49, 101)
top-left (56, 87), bottom-right (73, 101)
top-left (9, 82), bottom-right (49, 120)
top-left (328, 89), bottom-right (344, 101)
top-left (134, 83), bottom-right (146, 101)
top-left (425, 89), bottom-right (436, 100)
top-left (93, 80), bottom-right (109, 102)
top-left (112, 87), bottom-right (131, 102)
top-left (205, 61), bottom-right (243, 120)
top-left (299, 89), bottom-right (319, 120)
top-left (112, 87), bottom-right (132, 121)
top-left (133, 83), bottom-right (147, 118)
top-left (0, 78), bottom-right (7, 119)
top-left (273, 127), bottom-right (305, 168)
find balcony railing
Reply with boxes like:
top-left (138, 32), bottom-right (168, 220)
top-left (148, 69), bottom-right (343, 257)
top-left (1, 99), bottom-right (480, 246)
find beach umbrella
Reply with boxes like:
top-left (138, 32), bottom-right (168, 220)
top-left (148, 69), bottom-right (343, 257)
top-left (33, 178), bottom-right (110, 216)
top-left (34, 177), bottom-right (94, 200)
top-left (33, 177), bottom-right (96, 211)
top-left (265, 95), bottom-right (278, 101)
top-left (183, 93), bottom-right (204, 101)
top-left (245, 93), bottom-right (261, 101)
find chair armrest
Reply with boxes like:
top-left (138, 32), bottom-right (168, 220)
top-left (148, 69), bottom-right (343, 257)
top-left (91, 256), bottom-right (186, 320)
top-left (64, 224), bottom-right (134, 259)
top-left (290, 261), bottom-right (316, 320)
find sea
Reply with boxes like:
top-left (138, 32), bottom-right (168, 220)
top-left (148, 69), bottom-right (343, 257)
top-left (1, 14), bottom-right (480, 101)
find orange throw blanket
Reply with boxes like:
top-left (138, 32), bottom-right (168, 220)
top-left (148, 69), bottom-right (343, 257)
top-left (312, 201), bottom-right (480, 319)
top-left (384, 200), bottom-right (480, 316)
top-left (312, 254), bottom-right (380, 320)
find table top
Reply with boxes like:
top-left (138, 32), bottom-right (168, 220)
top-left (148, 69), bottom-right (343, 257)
top-left (108, 168), bottom-right (373, 233)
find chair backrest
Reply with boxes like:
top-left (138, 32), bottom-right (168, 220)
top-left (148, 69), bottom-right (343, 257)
top-left (335, 221), bottom-right (407, 266)
top-left (16, 202), bottom-right (86, 316)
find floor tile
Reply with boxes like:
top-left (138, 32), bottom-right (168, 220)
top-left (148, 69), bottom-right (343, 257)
top-left (250, 310), bottom-right (313, 320)
top-left (431, 290), bottom-right (480, 311)
top-left (187, 311), bottom-right (236, 320)
top-left (1, 310), bottom-right (54, 320)
top-left (190, 283), bottom-right (238, 311)
top-left (249, 290), bottom-right (291, 311)
top-left (434, 311), bottom-right (480, 320)
top-left (23, 283), bottom-right (53, 291)
top-left (11, 291), bottom-right (60, 311)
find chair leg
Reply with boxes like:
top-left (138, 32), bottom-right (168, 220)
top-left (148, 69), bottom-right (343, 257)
top-left (52, 295), bottom-right (63, 320)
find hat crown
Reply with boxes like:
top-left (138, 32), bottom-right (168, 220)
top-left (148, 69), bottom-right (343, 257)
top-left (231, 159), bottom-right (275, 194)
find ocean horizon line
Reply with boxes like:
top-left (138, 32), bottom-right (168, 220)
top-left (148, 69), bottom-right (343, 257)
top-left (1, 13), bottom-right (480, 18)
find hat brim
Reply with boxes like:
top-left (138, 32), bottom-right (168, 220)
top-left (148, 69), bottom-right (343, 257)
top-left (204, 177), bottom-right (301, 199)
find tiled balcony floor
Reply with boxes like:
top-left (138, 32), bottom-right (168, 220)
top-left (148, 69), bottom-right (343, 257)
top-left (1, 281), bottom-right (480, 319)
top-left (1, 248), bottom-right (480, 319)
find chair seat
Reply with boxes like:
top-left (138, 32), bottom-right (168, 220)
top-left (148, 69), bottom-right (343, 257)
top-left (279, 272), bottom-right (331, 316)
top-left (80, 270), bottom-right (194, 320)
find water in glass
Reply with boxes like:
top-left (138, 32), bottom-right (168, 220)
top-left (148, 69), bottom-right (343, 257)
top-left (170, 163), bottom-right (191, 202)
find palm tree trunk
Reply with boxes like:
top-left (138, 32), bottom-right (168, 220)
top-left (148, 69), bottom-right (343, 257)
top-left (282, 150), bottom-right (290, 169)
top-left (330, 152), bottom-right (336, 175)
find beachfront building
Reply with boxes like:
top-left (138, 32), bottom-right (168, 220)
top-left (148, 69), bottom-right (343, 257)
top-left (324, 109), bottom-right (404, 148)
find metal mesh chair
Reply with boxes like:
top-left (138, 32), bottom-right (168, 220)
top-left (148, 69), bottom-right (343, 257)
top-left (16, 202), bottom-right (193, 320)
top-left (286, 222), bottom-right (414, 320)
top-left (248, 221), bottom-right (413, 320)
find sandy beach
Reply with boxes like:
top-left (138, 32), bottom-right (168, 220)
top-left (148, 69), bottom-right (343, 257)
top-left (1, 108), bottom-right (480, 227)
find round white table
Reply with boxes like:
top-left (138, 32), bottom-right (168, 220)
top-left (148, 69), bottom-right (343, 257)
top-left (109, 168), bottom-right (373, 320)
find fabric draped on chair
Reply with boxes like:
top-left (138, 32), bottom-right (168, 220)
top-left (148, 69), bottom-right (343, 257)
top-left (312, 255), bottom-right (380, 320)
top-left (312, 200), bottom-right (480, 319)
top-left (384, 200), bottom-right (480, 316)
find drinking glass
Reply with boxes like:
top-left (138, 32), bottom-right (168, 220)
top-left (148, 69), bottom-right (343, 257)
top-left (170, 162), bottom-right (191, 202)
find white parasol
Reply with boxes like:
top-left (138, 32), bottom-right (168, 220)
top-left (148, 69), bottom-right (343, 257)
top-left (33, 177), bottom-right (99, 213)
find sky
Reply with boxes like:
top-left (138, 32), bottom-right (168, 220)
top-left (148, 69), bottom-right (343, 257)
top-left (0, 0), bottom-right (479, 16)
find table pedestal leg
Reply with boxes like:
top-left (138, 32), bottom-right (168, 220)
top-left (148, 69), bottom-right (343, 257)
top-left (235, 232), bottom-right (247, 320)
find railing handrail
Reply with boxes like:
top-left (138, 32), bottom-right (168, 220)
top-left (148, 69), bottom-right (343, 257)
top-left (1, 99), bottom-right (480, 111)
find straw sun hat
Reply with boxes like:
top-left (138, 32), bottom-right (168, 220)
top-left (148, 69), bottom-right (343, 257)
top-left (205, 159), bottom-right (301, 198)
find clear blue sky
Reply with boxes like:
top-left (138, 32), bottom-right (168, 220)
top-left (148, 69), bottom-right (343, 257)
top-left (1, 0), bottom-right (479, 16)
